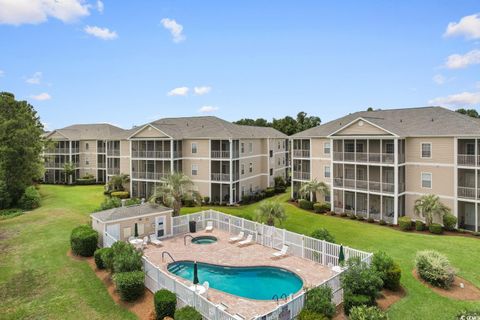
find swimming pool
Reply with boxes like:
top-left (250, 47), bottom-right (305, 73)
top-left (191, 235), bottom-right (217, 244)
top-left (168, 261), bottom-right (303, 300)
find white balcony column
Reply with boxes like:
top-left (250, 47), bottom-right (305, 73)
top-left (367, 139), bottom-right (370, 163)
top-left (343, 189), bottom-right (345, 212)
top-left (208, 139), bottom-right (212, 201)
top-left (330, 138), bottom-right (334, 208)
top-left (380, 139), bottom-right (383, 164)
top-left (69, 141), bottom-right (72, 184)
top-left (454, 137), bottom-right (458, 221)
top-left (129, 140), bottom-right (133, 194)
top-left (290, 138), bottom-right (294, 199)
top-left (367, 165), bottom-right (370, 218)
top-left (354, 191), bottom-right (357, 216)
top-left (354, 139), bottom-right (356, 162)
top-left (380, 194), bottom-right (383, 220)
top-left (393, 138), bottom-right (399, 224)
top-left (229, 139), bottom-right (233, 204)
top-left (170, 139), bottom-right (174, 174)
top-left (476, 140), bottom-right (478, 201)
top-left (267, 138), bottom-right (271, 187)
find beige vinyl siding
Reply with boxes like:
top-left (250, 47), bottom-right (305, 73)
top-left (405, 164), bottom-right (454, 197)
top-left (405, 194), bottom-right (453, 223)
top-left (132, 126), bottom-right (170, 138)
top-left (183, 139), bottom-right (209, 158)
top-left (239, 139), bottom-right (266, 156)
top-left (239, 156), bottom-right (264, 178)
top-left (120, 140), bottom-right (130, 157)
top-left (192, 181), bottom-right (209, 198)
top-left (405, 137), bottom-right (454, 164)
top-left (183, 159), bottom-right (209, 181)
top-left (311, 138), bottom-right (332, 158)
top-left (335, 120), bottom-right (391, 136)
top-left (240, 175), bottom-right (268, 194)
top-left (311, 159), bottom-right (330, 183)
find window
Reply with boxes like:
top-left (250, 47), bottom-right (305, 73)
top-left (324, 142), bottom-right (331, 154)
top-left (325, 194), bottom-right (331, 203)
top-left (269, 150), bottom-right (273, 158)
top-left (241, 164), bottom-right (245, 175)
top-left (324, 166), bottom-right (330, 178)
top-left (249, 162), bottom-right (253, 173)
top-left (86, 143), bottom-right (89, 150)
top-left (270, 168), bottom-right (273, 176)
top-left (86, 160), bottom-right (89, 165)
top-left (241, 143), bottom-right (245, 153)
top-left (345, 143), bottom-right (354, 153)
top-left (249, 142), bottom-right (253, 153)
top-left (241, 186), bottom-right (245, 197)
top-left (356, 144), bottom-right (364, 153)
top-left (277, 141), bottom-right (281, 149)
top-left (421, 172), bottom-right (432, 188)
top-left (385, 143), bottom-right (394, 154)
top-left (191, 142), bottom-right (198, 154)
top-left (466, 143), bottom-right (475, 155)
top-left (249, 184), bottom-right (253, 193)
top-left (191, 164), bottom-right (198, 176)
top-left (421, 143), bottom-right (431, 158)
top-left (278, 158), bottom-right (281, 166)
top-left (138, 223), bottom-right (145, 235)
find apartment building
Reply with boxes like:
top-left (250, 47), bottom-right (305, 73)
top-left (291, 107), bottom-right (480, 232)
top-left (43, 124), bottom-right (131, 184)
top-left (128, 116), bottom-right (289, 203)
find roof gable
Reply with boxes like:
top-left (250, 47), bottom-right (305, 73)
top-left (129, 124), bottom-right (171, 139)
top-left (331, 118), bottom-right (394, 137)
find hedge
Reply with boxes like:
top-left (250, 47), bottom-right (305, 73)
top-left (398, 217), bottom-right (413, 231)
top-left (154, 289), bottom-right (177, 320)
top-left (298, 309), bottom-right (328, 320)
top-left (313, 202), bottom-right (331, 214)
top-left (415, 220), bottom-right (426, 231)
top-left (174, 306), bottom-right (202, 320)
top-left (372, 251), bottom-right (401, 291)
top-left (18, 186), bottom-right (41, 210)
top-left (265, 187), bottom-right (275, 197)
top-left (274, 185), bottom-right (286, 193)
top-left (299, 199), bottom-right (314, 210)
top-left (429, 223), bottom-right (443, 234)
top-left (70, 225), bottom-right (98, 257)
top-left (94, 248), bottom-right (110, 269)
top-left (303, 286), bottom-right (335, 319)
top-left (310, 228), bottom-right (336, 243)
top-left (203, 196), bottom-right (210, 204)
top-left (184, 199), bottom-right (196, 207)
top-left (113, 271), bottom-right (145, 301)
top-left (343, 293), bottom-right (372, 316)
top-left (443, 213), bottom-right (457, 231)
top-left (76, 178), bottom-right (96, 185)
top-left (111, 191), bottom-right (130, 199)
top-left (349, 306), bottom-right (388, 320)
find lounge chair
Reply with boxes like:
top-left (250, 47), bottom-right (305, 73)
top-left (217, 302), bottom-right (230, 311)
top-left (272, 244), bottom-right (289, 259)
top-left (205, 221), bottom-right (214, 232)
top-left (238, 234), bottom-right (253, 246)
top-left (149, 234), bottom-right (162, 246)
top-left (229, 231), bottom-right (244, 242)
top-left (202, 281), bottom-right (209, 297)
top-left (232, 314), bottom-right (246, 320)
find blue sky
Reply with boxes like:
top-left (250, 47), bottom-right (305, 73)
top-left (1, 1), bottom-right (480, 130)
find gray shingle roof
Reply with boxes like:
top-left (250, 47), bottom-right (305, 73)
top-left (91, 203), bottom-right (172, 222)
top-left (292, 107), bottom-right (480, 138)
top-left (47, 123), bottom-right (128, 140)
top-left (145, 116), bottom-right (287, 139)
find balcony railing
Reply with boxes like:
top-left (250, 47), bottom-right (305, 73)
top-left (132, 172), bottom-right (167, 180)
top-left (211, 173), bottom-right (230, 181)
top-left (458, 186), bottom-right (478, 199)
top-left (333, 179), bottom-right (395, 194)
top-left (292, 171), bottom-right (310, 180)
top-left (333, 152), bottom-right (395, 164)
top-left (211, 151), bottom-right (230, 159)
top-left (98, 162), bottom-right (106, 169)
top-left (173, 151), bottom-right (182, 158)
top-left (457, 154), bottom-right (480, 166)
top-left (107, 168), bottom-right (120, 175)
top-left (293, 150), bottom-right (310, 158)
top-left (132, 150), bottom-right (171, 158)
top-left (107, 149), bottom-right (121, 157)
top-left (44, 148), bottom-right (70, 154)
top-left (97, 147), bottom-right (106, 153)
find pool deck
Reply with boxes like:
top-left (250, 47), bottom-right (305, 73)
top-left (143, 229), bottom-right (336, 319)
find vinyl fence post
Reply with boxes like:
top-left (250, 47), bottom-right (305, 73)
top-left (301, 236), bottom-right (305, 259)
top-left (322, 240), bottom-right (326, 265)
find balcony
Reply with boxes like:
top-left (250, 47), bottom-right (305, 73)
top-left (458, 154), bottom-right (480, 167)
top-left (132, 150), bottom-right (171, 158)
top-left (44, 148), bottom-right (70, 154)
top-left (107, 168), bottom-right (120, 175)
top-left (333, 179), bottom-right (395, 194)
top-left (98, 162), bottom-right (106, 169)
top-left (293, 150), bottom-right (310, 158)
top-left (97, 147), bottom-right (106, 153)
top-left (211, 151), bottom-right (230, 159)
top-left (333, 152), bottom-right (394, 164)
top-left (132, 172), bottom-right (167, 180)
top-left (173, 151), bottom-right (182, 158)
top-left (211, 173), bottom-right (230, 182)
top-left (107, 149), bottom-right (121, 157)
top-left (292, 171), bottom-right (310, 180)
top-left (457, 186), bottom-right (480, 200)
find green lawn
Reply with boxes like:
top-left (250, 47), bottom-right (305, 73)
top-left (1, 185), bottom-right (478, 320)
top-left (0, 185), bottom-right (135, 320)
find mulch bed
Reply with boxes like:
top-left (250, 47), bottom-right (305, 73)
top-left (412, 269), bottom-right (480, 301)
top-left (68, 250), bottom-right (156, 320)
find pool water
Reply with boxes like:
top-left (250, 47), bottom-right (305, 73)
top-left (191, 236), bottom-right (217, 244)
top-left (168, 261), bottom-right (303, 300)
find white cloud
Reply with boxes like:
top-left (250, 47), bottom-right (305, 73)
top-left (84, 25), bottom-right (118, 40)
top-left (26, 71), bottom-right (42, 84)
top-left (96, 0), bottom-right (104, 13)
top-left (31, 92), bottom-right (51, 101)
top-left (429, 91), bottom-right (480, 106)
top-left (0, 70), bottom-right (4, 77)
top-left (444, 13), bottom-right (480, 39)
top-left (167, 87), bottom-right (189, 96)
top-left (160, 18), bottom-right (185, 43)
top-left (194, 86), bottom-right (212, 95)
top-left (445, 49), bottom-right (480, 69)
top-left (198, 106), bottom-right (218, 113)
top-left (432, 74), bottom-right (446, 85)
top-left (0, 0), bottom-right (90, 25)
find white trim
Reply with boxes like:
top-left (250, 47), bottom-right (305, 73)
top-left (420, 142), bottom-right (432, 159)
top-left (421, 171), bottom-right (432, 189)
top-left (324, 165), bottom-right (331, 178)
top-left (191, 163), bottom-right (199, 176)
top-left (90, 210), bottom-right (173, 224)
top-left (405, 191), bottom-right (454, 200)
top-left (191, 141), bottom-right (198, 154)
top-left (127, 124), bottom-right (173, 140)
top-left (404, 162), bottom-right (453, 167)
top-left (311, 157), bottom-right (332, 161)
top-left (328, 117), bottom-right (399, 137)
top-left (323, 141), bottom-right (331, 155)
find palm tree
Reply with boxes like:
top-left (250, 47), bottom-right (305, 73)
top-left (63, 162), bottom-right (76, 184)
top-left (414, 194), bottom-right (450, 226)
top-left (149, 172), bottom-right (202, 216)
top-left (256, 201), bottom-right (286, 226)
top-left (299, 179), bottom-right (329, 202)
top-left (108, 174), bottom-right (130, 191)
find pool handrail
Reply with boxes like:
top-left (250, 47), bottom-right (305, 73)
top-left (161, 251), bottom-right (175, 263)
top-left (184, 234), bottom-right (194, 245)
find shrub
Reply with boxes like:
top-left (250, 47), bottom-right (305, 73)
top-left (183, 199), bottom-right (196, 207)
top-left (96, 197), bottom-right (122, 211)
top-left (367, 217), bottom-right (375, 223)
top-left (111, 191), bottom-right (129, 199)
top-left (349, 306), bottom-right (388, 320)
top-left (349, 214), bottom-right (357, 220)
top-left (110, 241), bottom-right (142, 273)
top-left (265, 187), bottom-right (275, 197)
top-left (379, 219), bottom-right (387, 225)
top-left (70, 225), bottom-right (98, 257)
top-left (203, 196), bottom-right (210, 205)
top-left (274, 176), bottom-right (286, 188)
top-left (372, 251), bottom-right (401, 291)
top-left (18, 186), bottom-right (41, 210)
top-left (101, 247), bottom-right (114, 270)
top-left (398, 217), bottom-right (413, 231)
top-left (242, 195), bottom-right (252, 204)
top-left (76, 178), bottom-right (96, 185)
top-left (125, 198), bottom-right (142, 206)
top-left (174, 306), bottom-right (202, 320)
top-left (313, 202), bottom-right (331, 214)
top-left (443, 213), bottom-right (457, 231)
top-left (415, 250), bottom-right (455, 289)
top-left (340, 212), bottom-right (347, 217)
top-left (299, 199), bottom-right (314, 210)
top-left (298, 309), bottom-right (328, 320)
top-left (154, 289), bottom-right (177, 320)
top-left (274, 185), bottom-right (286, 193)
top-left (94, 248), bottom-right (110, 269)
top-left (310, 228), bottom-right (336, 243)
top-left (415, 220), bottom-right (425, 231)
top-left (429, 223), bottom-right (443, 235)
top-left (113, 271), bottom-right (145, 301)
top-left (303, 286), bottom-right (336, 319)
top-left (0, 180), bottom-right (12, 209)
top-left (343, 293), bottom-right (372, 316)
top-left (473, 232), bottom-right (480, 237)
